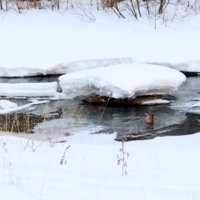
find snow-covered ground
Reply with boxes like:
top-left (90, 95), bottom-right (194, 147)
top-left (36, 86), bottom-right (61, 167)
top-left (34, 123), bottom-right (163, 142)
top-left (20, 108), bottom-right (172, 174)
top-left (0, 131), bottom-right (200, 200)
top-left (0, 6), bottom-right (200, 200)
top-left (0, 9), bottom-right (200, 77)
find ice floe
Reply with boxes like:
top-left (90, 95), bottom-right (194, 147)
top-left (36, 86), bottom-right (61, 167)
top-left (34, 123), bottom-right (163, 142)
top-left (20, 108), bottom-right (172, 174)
top-left (0, 82), bottom-right (58, 97)
top-left (0, 99), bottom-right (50, 114)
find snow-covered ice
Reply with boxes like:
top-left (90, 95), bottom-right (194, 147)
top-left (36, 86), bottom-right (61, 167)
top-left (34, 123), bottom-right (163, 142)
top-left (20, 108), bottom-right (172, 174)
top-left (0, 64), bottom-right (186, 100)
top-left (59, 63), bottom-right (186, 99)
top-left (0, 82), bottom-right (58, 97)
top-left (141, 99), bottom-right (171, 105)
top-left (0, 99), bottom-right (50, 114)
top-left (0, 100), bottom-right (17, 110)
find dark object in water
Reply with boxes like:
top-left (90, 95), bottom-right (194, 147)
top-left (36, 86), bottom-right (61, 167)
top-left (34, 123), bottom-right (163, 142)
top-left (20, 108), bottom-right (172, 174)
top-left (85, 94), bottom-right (176, 105)
top-left (145, 113), bottom-right (154, 124)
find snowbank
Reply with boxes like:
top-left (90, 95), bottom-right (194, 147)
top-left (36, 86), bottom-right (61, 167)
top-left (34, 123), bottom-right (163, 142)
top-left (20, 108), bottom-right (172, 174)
top-left (0, 183), bottom-right (39, 200)
top-left (0, 10), bottom-right (200, 77)
top-left (0, 132), bottom-right (200, 200)
top-left (59, 63), bottom-right (186, 99)
top-left (136, 56), bottom-right (200, 73)
top-left (0, 82), bottom-right (58, 97)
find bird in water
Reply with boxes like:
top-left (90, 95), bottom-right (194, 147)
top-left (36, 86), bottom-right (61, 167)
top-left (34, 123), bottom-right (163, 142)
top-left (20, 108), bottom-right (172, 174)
top-left (145, 113), bottom-right (154, 124)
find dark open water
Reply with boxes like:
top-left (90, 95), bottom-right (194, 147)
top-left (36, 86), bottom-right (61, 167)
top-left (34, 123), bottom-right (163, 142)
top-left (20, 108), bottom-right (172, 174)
top-left (0, 76), bottom-right (200, 141)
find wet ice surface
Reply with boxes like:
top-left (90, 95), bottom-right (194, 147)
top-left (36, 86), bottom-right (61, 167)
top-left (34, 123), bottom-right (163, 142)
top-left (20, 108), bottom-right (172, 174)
top-left (0, 76), bottom-right (200, 141)
top-left (170, 77), bottom-right (200, 114)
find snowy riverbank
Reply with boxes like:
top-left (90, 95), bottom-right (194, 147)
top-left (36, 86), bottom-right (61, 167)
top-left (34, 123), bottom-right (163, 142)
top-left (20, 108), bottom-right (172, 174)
top-left (0, 10), bottom-right (200, 77)
top-left (0, 131), bottom-right (200, 200)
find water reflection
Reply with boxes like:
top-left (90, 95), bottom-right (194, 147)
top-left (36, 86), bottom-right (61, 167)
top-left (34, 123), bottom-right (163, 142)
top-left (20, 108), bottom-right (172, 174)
top-left (0, 111), bottom-right (61, 133)
top-left (0, 76), bottom-right (200, 141)
top-left (0, 75), bottom-right (60, 84)
top-left (75, 103), bottom-right (188, 140)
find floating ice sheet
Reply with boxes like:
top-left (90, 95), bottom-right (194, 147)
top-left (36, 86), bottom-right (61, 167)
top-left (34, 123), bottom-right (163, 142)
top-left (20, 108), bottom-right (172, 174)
top-left (141, 99), bottom-right (171, 105)
top-left (0, 82), bottom-right (58, 97)
top-left (0, 99), bottom-right (50, 114)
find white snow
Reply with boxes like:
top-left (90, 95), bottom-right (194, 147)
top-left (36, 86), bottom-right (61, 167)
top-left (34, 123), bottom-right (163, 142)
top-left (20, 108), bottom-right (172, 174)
top-left (0, 132), bottom-right (200, 200)
top-left (169, 77), bottom-right (200, 113)
top-left (0, 183), bottom-right (40, 200)
top-left (0, 10), bottom-right (200, 77)
top-left (0, 6), bottom-right (200, 200)
top-left (59, 63), bottom-right (186, 99)
top-left (141, 99), bottom-right (171, 105)
top-left (0, 82), bottom-right (58, 97)
top-left (136, 56), bottom-right (200, 72)
top-left (0, 99), bottom-right (50, 114)
top-left (172, 98), bottom-right (200, 114)
top-left (0, 100), bottom-right (17, 110)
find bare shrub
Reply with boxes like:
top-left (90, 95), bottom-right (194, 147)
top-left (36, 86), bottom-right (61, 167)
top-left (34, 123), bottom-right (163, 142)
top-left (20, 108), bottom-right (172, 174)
top-left (0, 0), bottom-right (199, 25)
top-left (101, 0), bottom-right (124, 8)
top-left (60, 145), bottom-right (70, 165)
top-left (117, 131), bottom-right (129, 176)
